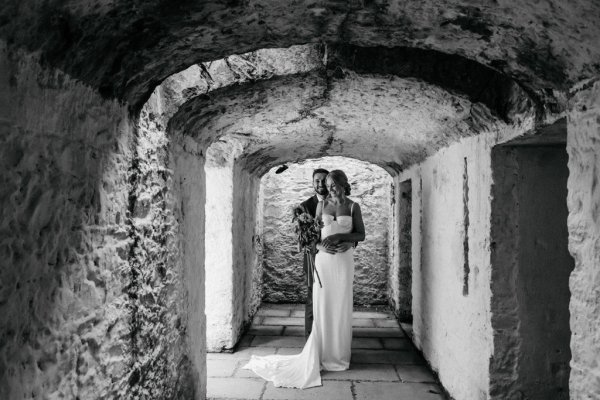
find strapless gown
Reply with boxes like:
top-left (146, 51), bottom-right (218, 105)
top-left (243, 214), bottom-right (355, 388)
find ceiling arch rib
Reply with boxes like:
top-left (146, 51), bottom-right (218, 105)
top-left (153, 44), bottom-right (538, 130)
top-left (169, 69), bottom-right (512, 175)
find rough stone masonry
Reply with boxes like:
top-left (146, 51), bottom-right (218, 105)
top-left (1, 1), bottom-right (600, 399)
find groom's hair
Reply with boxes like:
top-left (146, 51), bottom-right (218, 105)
top-left (312, 168), bottom-right (329, 177)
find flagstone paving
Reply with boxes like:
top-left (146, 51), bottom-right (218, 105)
top-left (207, 303), bottom-right (447, 400)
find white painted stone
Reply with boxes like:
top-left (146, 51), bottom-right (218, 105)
top-left (397, 131), bottom-right (503, 400)
top-left (205, 141), bottom-right (240, 351)
top-left (204, 138), bottom-right (264, 351)
top-left (566, 80), bottom-right (600, 399)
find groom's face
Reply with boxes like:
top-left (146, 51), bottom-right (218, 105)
top-left (313, 173), bottom-right (328, 196)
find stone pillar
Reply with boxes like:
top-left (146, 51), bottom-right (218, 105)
top-left (566, 79), bottom-right (600, 399)
top-left (205, 142), bottom-right (240, 351)
top-left (173, 139), bottom-right (207, 399)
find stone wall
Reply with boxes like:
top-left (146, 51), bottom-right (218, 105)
top-left (0, 42), bottom-right (205, 399)
top-left (397, 132), bottom-right (500, 400)
top-left (388, 179), bottom-right (413, 320)
top-left (0, 43), bottom-right (134, 398)
top-left (205, 140), bottom-right (264, 351)
top-left (232, 164), bottom-right (263, 339)
top-left (137, 93), bottom-right (205, 398)
top-left (566, 79), bottom-right (600, 399)
top-left (172, 139), bottom-right (206, 399)
top-left (260, 157), bottom-right (392, 306)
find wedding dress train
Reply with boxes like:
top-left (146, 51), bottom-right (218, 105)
top-left (243, 213), bottom-right (355, 388)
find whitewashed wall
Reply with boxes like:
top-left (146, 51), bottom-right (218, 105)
top-left (397, 131), bottom-right (502, 400)
top-left (566, 80), bottom-right (600, 399)
top-left (205, 140), bottom-right (263, 351)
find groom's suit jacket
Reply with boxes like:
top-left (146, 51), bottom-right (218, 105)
top-left (299, 194), bottom-right (319, 337)
top-left (299, 194), bottom-right (319, 276)
top-left (300, 195), bottom-right (319, 220)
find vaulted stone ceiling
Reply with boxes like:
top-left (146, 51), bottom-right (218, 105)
top-left (163, 44), bottom-right (535, 173)
top-left (171, 70), bottom-right (509, 174)
top-left (4, 0), bottom-right (594, 173)
top-left (2, 0), bottom-right (599, 108)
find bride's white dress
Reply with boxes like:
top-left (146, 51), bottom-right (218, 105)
top-left (243, 212), bottom-right (355, 388)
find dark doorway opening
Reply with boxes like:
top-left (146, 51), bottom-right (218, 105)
top-left (490, 118), bottom-right (573, 399)
top-left (397, 179), bottom-right (413, 322)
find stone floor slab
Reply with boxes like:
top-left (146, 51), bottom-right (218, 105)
top-left (353, 311), bottom-right (392, 319)
top-left (352, 318), bottom-right (375, 327)
top-left (236, 334), bottom-right (255, 348)
top-left (263, 380), bottom-right (352, 400)
top-left (373, 318), bottom-right (400, 328)
top-left (211, 346), bottom-right (277, 360)
top-left (322, 363), bottom-right (399, 381)
top-left (395, 365), bottom-right (437, 383)
top-left (351, 349), bottom-right (425, 365)
top-left (248, 325), bottom-right (284, 336)
top-left (262, 317), bottom-right (304, 326)
top-left (351, 337), bottom-right (383, 349)
top-left (282, 326), bottom-right (305, 336)
top-left (263, 303), bottom-right (304, 310)
top-left (250, 335), bottom-right (305, 348)
top-left (276, 347), bottom-right (303, 355)
top-left (355, 381), bottom-right (445, 400)
top-left (400, 322), bottom-right (414, 339)
top-left (207, 377), bottom-right (265, 399)
top-left (353, 327), bottom-right (404, 338)
top-left (207, 358), bottom-right (240, 377)
top-left (257, 308), bottom-right (292, 317)
top-left (209, 304), bottom-right (442, 400)
top-left (382, 338), bottom-right (412, 350)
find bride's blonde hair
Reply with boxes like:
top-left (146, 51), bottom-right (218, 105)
top-left (327, 170), bottom-right (351, 196)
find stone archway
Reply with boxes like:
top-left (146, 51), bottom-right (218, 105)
top-left (157, 43), bottom-right (540, 399)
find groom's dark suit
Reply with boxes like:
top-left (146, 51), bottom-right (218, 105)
top-left (300, 194), bottom-right (320, 338)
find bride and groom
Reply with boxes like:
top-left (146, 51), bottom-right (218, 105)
top-left (243, 169), bottom-right (365, 388)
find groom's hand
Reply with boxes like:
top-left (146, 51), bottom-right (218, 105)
top-left (334, 242), bottom-right (353, 253)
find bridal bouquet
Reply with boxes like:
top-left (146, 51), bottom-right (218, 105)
top-left (292, 205), bottom-right (323, 287)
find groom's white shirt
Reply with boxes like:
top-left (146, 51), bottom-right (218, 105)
top-left (316, 193), bottom-right (325, 202)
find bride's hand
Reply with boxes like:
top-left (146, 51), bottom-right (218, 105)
top-left (322, 234), bottom-right (342, 246)
top-left (317, 242), bottom-right (337, 254)
top-left (334, 242), bottom-right (353, 253)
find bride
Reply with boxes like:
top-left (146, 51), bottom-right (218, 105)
top-left (243, 169), bottom-right (365, 388)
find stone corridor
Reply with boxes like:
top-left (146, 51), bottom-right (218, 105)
top-left (207, 304), bottom-right (444, 400)
top-left (2, 1), bottom-right (600, 399)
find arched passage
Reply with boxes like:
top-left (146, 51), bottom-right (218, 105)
top-left (156, 44), bottom-right (542, 399)
top-left (2, 3), bottom-right (600, 398)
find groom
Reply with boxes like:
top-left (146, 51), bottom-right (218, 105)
top-left (299, 168), bottom-right (358, 338)
top-left (299, 168), bottom-right (329, 338)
